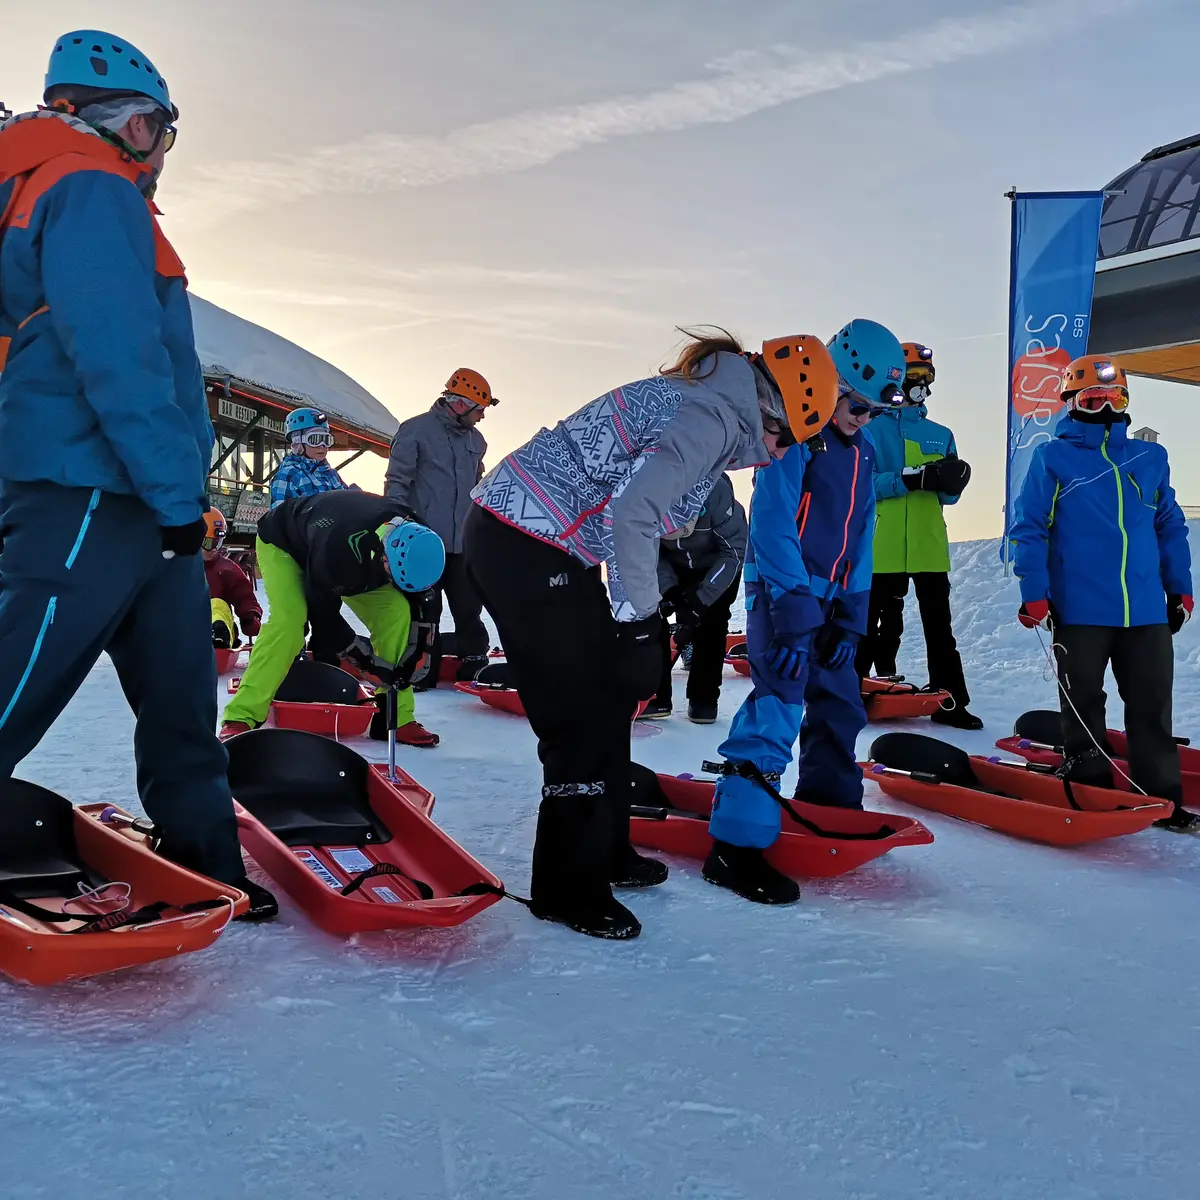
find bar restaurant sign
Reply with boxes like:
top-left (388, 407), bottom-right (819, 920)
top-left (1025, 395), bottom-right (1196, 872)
top-left (218, 398), bottom-right (287, 436)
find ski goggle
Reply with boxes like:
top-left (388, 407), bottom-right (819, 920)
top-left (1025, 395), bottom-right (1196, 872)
top-left (443, 393), bottom-right (484, 416)
top-left (298, 427), bottom-right (335, 448)
top-left (202, 531), bottom-right (226, 552)
top-left (905, 364), bottom-right (935, 386)
top-left (1070, 385), bottom-right (1129, 414)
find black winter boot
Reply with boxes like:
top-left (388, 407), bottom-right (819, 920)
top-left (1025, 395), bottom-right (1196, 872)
top-left (930, 705), bottom-right (984, 731)
top-left (1058, 746), bottom-right (1112, 789)
top-left (233, 876), bottom-right (279, 922)
top-left (1154, 803), bottom-right (1200, 835)
top-left (611, 844), bottom-right (668, 888)
top-left (530, 790), bottom-right (642, 939)
top-left (687, 700), bottom-right (718, 724)
top-left (212, 621), bottom-right (231, 649)
top-left (703, 840), bottom-right (799, 905)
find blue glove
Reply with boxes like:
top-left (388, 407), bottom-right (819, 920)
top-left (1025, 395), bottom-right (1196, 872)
top-left (765, 635), bottom-right (810, 681)
top-left (823, 637), bottom-right (858, 669)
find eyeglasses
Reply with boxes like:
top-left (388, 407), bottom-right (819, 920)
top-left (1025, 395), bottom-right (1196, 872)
top-left (1072, 385), bottom-right (1129, 413)
top-left (299, 428), bottom-right (335, 448)
top-left (144, 109), bottom-right (177, 153)
top-left (761, 416), bottom-right (797, 448)
top-left (847, 401), bottom-right (884, 420)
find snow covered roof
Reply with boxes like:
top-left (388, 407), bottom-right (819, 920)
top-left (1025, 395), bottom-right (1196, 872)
top-left (189, 294), bottom-right (398, 445)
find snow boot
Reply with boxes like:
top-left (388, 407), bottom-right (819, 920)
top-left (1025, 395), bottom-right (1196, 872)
top-left (640, 699), bottom-right (672, 720)
top-left (687, 700), bottom-right (718, 724)
top-left (371, 718), bottom-right (440, 747)
top-left (219, 720), bottom-right (255, 741)
top-left (455, 655), bottom-right (490, 682)
top-left (703, 840), bottom-right (800, 905)
top-left (930, 706), bottom-right (984, 731)
top-left (1154, 805), bottom-right (1200, 835)
top-left (233, 877), bottom-right (279, 922)
top-left (611, 844), bottom-right (668, 889)
top-left (529, 893), bottom-right (642, 939)
top-left (212, 622), bottom-right (232, 650)
top-left (1057, 746), bottom-right (1111, 789)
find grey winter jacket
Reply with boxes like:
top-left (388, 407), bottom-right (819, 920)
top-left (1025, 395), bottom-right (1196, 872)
top-left (657, 474), bottom-right (747, 608)
top-left (473, 352), bottom-right (767, 621)
top-left (384, 403), bottom-right (486, 554)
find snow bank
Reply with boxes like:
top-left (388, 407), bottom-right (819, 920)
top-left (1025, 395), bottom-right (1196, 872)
top-left (4, 528), bottom-right (1199, 1200)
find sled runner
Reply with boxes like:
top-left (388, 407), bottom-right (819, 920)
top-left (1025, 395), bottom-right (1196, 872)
top-left (861, 676), bottom-right (952, 722)
top-left (627, 765), bottom-right (932, 879)
top-left (260, 659), bottom-right (375, 738)
top-left (996, 711), bottom-right (1200, 810)
top-left (0, 781), bottom-right (245, 986)
top-left (226, 728), bottom-right (500, 935)
top-left (865, 732), bottom-right (1170, 845)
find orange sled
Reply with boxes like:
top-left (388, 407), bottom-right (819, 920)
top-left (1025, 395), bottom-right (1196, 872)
top-left (865, 732), bottom-right (1170, 846)
top-left (861, 677), bottom-right (951, 721)
top-left (227, 729), bottom-right (500, 935)
top-left (0, 782), bottom-right (245, 986)
top-left (255, 659), bottom-right (375, 738)
top-left (215, 646), bottom-right (248, 674)
top-left (628, 766), bottom-right (933, 879)
top-left (454, 681), bottom-right (649, 721)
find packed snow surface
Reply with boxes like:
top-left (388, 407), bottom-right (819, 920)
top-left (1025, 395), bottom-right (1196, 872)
top-left (5, 531), bottom-right (1200, 1200)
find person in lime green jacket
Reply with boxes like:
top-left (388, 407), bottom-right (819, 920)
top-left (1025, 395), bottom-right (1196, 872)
top-left (855, 343), bottom-right (981, 729)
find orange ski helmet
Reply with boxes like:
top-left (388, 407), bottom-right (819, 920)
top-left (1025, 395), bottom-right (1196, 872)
top-left (443, 368), bottom-right (497, 409)
top-left (758, 335), bottom-right (840, 440)
top-left (1061, 356), bottom-right (1129, 413)
top-left (902, 342), bottom-right (935, 383)
top-left (202, 507), bottom-right (227, 551)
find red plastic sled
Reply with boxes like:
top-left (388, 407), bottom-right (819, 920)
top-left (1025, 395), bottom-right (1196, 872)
top-left (227, 729), bottom-right (501, 935)
top-left (628, 771), bottom-right (933, 879)
top-left (455, 681), bottom-right (649, 721)
top-left (255, 659), bottom-right (376, 738)
top-left (995, 735), bottom-right (1200, 811)
top-left (726, 654), bottom-right (751, 677)
top-left (215, 647), bottom-right (247, 674)
top-left (861, 677), bottom-right (951, 722)
top-left (866, 733), bottom-right (1170, 846)
top-left (0, 784), bottom-right (245, 986)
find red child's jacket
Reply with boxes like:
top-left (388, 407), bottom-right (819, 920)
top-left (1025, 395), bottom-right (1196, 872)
top-left (204, 553), bottom-right (262, 633)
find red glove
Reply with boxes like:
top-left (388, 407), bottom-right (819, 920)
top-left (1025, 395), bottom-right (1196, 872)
top-left (1018, 600), bottom-right (1050, 629)
top-left (241, 617), bottom-right (261, 639)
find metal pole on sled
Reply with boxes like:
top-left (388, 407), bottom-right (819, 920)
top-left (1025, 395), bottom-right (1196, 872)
top-left (387, 686), bottom-right (399, 783)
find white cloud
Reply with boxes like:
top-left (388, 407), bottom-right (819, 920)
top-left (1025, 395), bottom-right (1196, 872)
top-left (167, 0), bottom-right (1137, 228)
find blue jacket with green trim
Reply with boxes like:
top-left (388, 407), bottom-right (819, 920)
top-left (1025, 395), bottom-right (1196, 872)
top-left (1012, 415), bottom-right (1191, 627)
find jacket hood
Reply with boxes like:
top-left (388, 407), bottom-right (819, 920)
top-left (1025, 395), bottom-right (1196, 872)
top-left (0, 109), bottom-right (155, 192)
top-left (679, 352), bottom-right (768, 470)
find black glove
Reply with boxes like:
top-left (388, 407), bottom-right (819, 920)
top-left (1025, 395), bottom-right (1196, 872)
top-left (614, 615), bottom-right (665, 701)
top-left (160, 518), bottom-right (207, 558)
top-left (923, 456), bottom-right (972, 496)
top-left (901, 466), bottom-right (928, 491)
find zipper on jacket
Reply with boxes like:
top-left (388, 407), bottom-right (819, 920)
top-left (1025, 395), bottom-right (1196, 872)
top-left (830, 446), bottom-right (860, 582)
top-left (1099, 428), bottom-right (1131, 626)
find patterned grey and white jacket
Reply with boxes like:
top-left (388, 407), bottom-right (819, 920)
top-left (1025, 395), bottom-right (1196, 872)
top-left (472, 352), bottom-right (767, 621)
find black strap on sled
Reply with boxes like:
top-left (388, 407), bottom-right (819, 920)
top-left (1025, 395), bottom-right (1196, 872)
top-left (702, 760), bottom-right (896, 840)
top-left (0, 892), bottom-right (228, 933)
top-left (340, 861), bottom-right (434, 901)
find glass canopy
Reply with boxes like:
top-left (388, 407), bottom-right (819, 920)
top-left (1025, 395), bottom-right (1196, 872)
top-left (1099, 133), bottom-right (1200, 260)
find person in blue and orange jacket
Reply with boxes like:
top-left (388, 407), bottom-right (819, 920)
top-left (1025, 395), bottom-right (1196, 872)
top-left (0, 30), bottom-right (275, 918)
top-left (1012, 355), bottom-right (1197, 834)
top-left (706, 320), bottom-right (907, 905)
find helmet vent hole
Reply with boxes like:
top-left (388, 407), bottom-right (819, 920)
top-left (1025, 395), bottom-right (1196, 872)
top-left (861, 364), bottom-right (876, 382)
top-left (804, 411), bottom-right (822, 426)
top-left (92, 43), bottom-right (103, 52)
top-left (772, 345), bottom-right (791, 360)
top-left (72, 38), bottom-right (82, 45)
top-left (90, 57), bottom-right (108, 75)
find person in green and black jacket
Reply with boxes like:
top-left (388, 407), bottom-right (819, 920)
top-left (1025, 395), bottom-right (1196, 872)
top-left (855, 343), bottom-right (981, 730)
top-left (220, 490), bottom-right (446, 747)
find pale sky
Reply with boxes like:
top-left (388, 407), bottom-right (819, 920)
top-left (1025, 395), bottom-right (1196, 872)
top-left (5, 0), bottom-right (1198, 538)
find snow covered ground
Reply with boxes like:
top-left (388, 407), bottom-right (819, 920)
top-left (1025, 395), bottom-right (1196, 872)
top-left (5, 530), bottom-right (1200, 1200)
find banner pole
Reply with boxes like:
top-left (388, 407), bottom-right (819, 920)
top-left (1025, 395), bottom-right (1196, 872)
top-left (1003, 188), bottom-right (1018, 577)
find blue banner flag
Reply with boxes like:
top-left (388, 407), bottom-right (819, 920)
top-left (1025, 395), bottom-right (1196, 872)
top-left (1003, 191), bottom-right (1105, 564)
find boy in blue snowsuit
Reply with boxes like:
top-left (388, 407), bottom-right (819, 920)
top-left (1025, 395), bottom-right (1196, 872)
top-left (706, 320), bottom-right (906, 905)
top-left (0, 31), bottom-right (274, 916)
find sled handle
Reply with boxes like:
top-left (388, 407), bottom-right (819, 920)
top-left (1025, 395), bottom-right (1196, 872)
top-left (629, 804), bottom-right (707, 822)
top-left (386, 687), bottom-right (398, 782)
top-left (868, 763), bottom-right (942, 786)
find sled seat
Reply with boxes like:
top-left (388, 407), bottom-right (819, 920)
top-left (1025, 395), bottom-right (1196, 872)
top-left (0, 780), bottom-right (100, 898)
top-left (226, 729), bottom-right (390, 847)
top-left (275, 659), bottom-right (368, 705)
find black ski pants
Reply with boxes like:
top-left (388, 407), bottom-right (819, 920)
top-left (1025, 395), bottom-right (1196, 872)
top-left (856, 571), bottom-right (970, 707)
top-left (464, 506), bottom-right (638, 909)
top-left (655, 570), bottom-right (740, 707)
top-left (426, 551), bottom-right (490, 681)
top-left (1053, 622), bottom-right (1181, 802)
top-left (0, 482), bottom-right (244, 884)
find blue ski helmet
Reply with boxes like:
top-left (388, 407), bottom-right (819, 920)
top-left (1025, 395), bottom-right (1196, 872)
top-left (379, 519), bottom-right (445, 593)
top-left (827, 320), bottom-right (906, 408)
top-left (285, 408), bottom-right (329, 439)
top-left (45, 31), bottom-right (176, 117)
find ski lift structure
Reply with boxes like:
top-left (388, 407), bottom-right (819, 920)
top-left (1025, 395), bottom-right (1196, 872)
top-left (1090, 131), bottom-right (1200, 385)
top-left (192, 296), bottom-right (399, 548)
